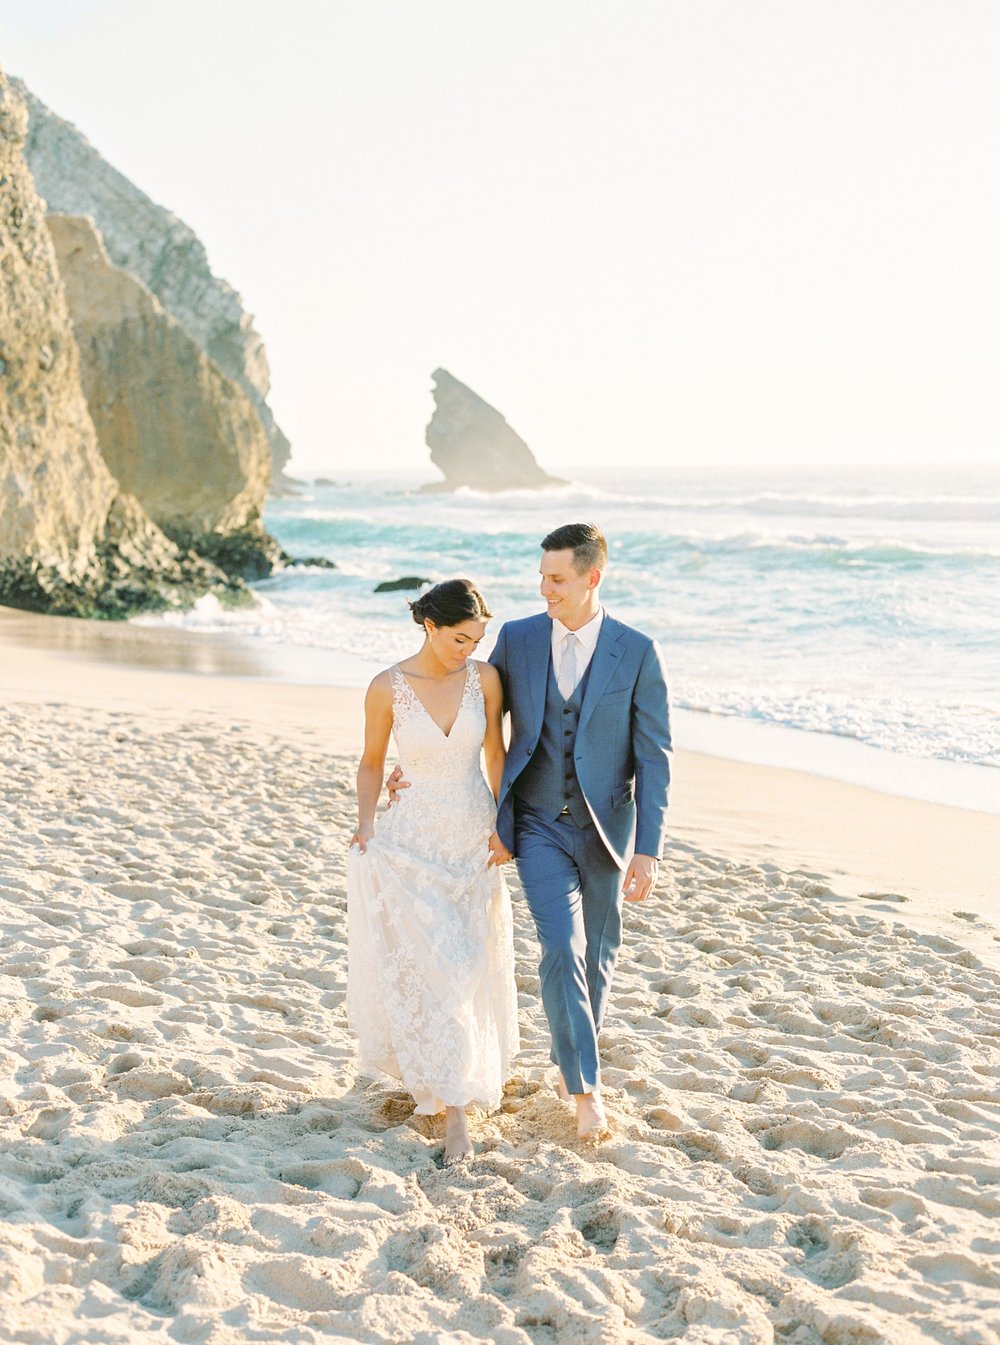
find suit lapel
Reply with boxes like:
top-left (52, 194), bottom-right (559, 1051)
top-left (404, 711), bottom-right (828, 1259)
top-left (579, 615), bottom-right (624, 732)
top-left (523, 614), bottom-right (552, 737)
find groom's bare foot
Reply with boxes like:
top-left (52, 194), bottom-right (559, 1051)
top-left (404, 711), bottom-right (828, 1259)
top-left (575, 1092), bottom-right (609, 1140)
top-left (443, 1106), bottom-right (474, 1166)
top-left (555, 1071), bottom-right (572, 1103)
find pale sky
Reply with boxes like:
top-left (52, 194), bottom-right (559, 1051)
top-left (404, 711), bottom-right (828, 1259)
top-left (4, 1), bottom-right (998, 475)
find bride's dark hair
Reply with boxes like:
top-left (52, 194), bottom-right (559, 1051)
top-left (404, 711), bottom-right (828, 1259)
top-left (409, 578), bottom-right (492, 628)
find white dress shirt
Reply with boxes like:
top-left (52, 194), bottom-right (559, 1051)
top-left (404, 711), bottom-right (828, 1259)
top-left (551, 607), bottom-right (604, 695)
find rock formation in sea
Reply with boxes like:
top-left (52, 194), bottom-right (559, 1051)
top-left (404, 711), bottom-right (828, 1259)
top-left (13, 77), bottom-right (297, 493)
top-left (374, 576), bottom-right (431, 593)
top-left (424, 368), bottom-right (566, 492)
top-left (48, 213), bottom-right (283, 580)
top-left (0, 70), bottom-right (257, 617)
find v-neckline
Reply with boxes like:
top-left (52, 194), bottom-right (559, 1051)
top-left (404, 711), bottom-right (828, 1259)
top-left (397, 664), bottom-right (470, 740)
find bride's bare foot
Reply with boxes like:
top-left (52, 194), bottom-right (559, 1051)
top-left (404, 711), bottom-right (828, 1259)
top-left (443, 1106), bottom-right (474, 1166)
top-left (575, 1092), bottom-right (609, 1140)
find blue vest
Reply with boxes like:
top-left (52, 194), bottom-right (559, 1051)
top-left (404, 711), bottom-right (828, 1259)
top-left (513, 654), bottom-right (593, 825)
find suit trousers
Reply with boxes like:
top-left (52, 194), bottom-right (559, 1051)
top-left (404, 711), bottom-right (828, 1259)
top-left (514, 803), bottom-right (623, 1095)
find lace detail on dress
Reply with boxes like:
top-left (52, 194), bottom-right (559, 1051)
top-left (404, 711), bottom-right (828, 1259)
top-left (466, 656), bottom-right (484, 706)
top-left (388, 663), bottom-right (420, 724)
top-left (347, 659), bottom-right (517, 1114)
top-left (389, 660), bottom-right (481, 736)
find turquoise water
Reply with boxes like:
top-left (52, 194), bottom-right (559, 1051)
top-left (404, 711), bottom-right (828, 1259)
top-left (142, 465), bottom-right (1000, 774)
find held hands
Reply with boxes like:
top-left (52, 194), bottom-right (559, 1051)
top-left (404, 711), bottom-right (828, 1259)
top-left (487, 831), bottom-right (512, 868)
top-left (623, 853), bottom-right (658, 903)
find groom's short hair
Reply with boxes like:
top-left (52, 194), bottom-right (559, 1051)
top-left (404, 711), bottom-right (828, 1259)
top-left (541, 523), bottom-right (608, 574)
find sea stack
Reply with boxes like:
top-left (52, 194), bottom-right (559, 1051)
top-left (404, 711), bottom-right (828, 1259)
top-left (424, 368), bottom-right (566, 492)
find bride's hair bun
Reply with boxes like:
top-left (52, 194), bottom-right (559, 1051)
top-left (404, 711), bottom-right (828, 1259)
top-left (409, 578), bottom-right (492, 628)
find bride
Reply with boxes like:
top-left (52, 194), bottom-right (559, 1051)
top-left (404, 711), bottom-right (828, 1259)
top-left (347, 579), bottom-right (519, 1165)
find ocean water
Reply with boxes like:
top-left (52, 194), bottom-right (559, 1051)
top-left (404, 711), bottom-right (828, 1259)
top-left (140, 465), bottom-right (1000, 791)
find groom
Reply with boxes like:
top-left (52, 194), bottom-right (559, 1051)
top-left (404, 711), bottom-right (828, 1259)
top-left (487, 522), bottom-right (671, 1137)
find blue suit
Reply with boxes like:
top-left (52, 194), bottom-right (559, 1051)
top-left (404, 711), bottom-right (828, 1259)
top-left (489, 610), bottom-right (671, 1093)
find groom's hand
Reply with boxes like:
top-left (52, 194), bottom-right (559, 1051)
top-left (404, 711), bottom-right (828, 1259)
top-left (386, 765), bottom-right (410, 804)
top-left (487, 832), bottom-right (512, 868)
top-left (623, 854), bottom-right (658, 903)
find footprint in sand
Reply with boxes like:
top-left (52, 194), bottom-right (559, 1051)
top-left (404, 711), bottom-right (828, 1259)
top-left (90, 984), bottom-right (164, 1008)
top-left (909, 1252), bottom-right (1000, 1289)
top-left (574, 1200), bottom-right (622, 1252)
top-left (859, 1186), bottom-right (929, 1224)
top-left (278, 1157), bottom-right (367, 1199)
top-left (787, 1218), bottom-right (864, 1289)
top-left (376, 1091), bottom-right (417, 1127)
top-left (752, 1118), bottom-right (857, 1159)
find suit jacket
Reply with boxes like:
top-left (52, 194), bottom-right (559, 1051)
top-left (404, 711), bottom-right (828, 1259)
top-left (489, 611), bottom-right (671, 869)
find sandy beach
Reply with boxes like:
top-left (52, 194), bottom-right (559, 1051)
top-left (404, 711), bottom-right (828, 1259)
top-left (2, 609), bottom-right (999, 1344)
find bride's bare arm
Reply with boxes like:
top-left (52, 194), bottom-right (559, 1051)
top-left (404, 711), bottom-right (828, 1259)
top-left (480, 662), bottom-right (512, 868)
top-left (480, 662), bottom-right (506, 802)
top-left (352, 672), bottom-right (393, 852)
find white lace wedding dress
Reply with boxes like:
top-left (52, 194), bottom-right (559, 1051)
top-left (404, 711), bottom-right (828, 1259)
top-left (346, 660), bottom-right (519, 1114)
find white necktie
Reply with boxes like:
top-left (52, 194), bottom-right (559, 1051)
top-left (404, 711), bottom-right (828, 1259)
top-left (558, 633), bottom-right (579, 700)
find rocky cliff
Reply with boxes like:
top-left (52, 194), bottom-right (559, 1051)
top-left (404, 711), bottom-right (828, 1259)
top-left (13, 77), bottom-right (294, 491)
top-left (49, 213), bottom-right (282, 578)
top-left (0, 74), bottom-right (114, 582)
top-left (424, 368), bottom-right (565, 492)
top-left (0, 71), bottom-right (259, 617)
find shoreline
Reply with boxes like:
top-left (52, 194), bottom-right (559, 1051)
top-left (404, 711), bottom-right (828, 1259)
top-left (6, 602), bottom-right (1000, 811)
top-left (2, 604), bottom-right (998, 967)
